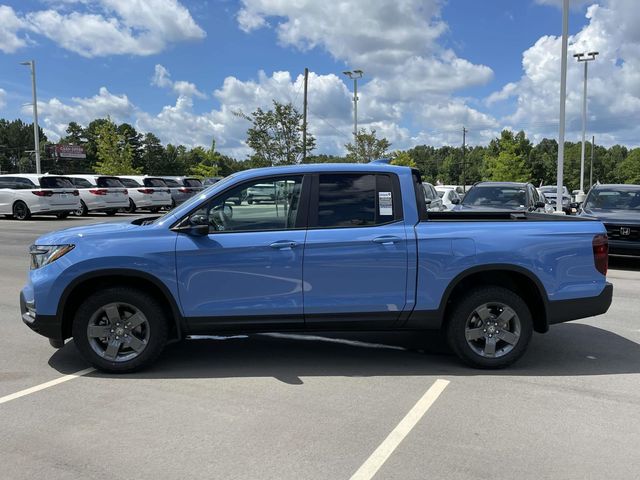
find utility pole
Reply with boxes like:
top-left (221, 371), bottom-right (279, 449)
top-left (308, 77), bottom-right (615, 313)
top-left (556, 0), bottom-right (569, 214)
top-left (462, 127), bottom-right (467, 192)
top-left (302, 67), bottom-right (309, 163)
top-left (590, 135), bottom-right (595, 188)
top-left (20, 60), bottom-right (41, 174)
top-left (343, 70), bottom-right (364, 151)
top-left (573, 51), bottom-right (598, 199)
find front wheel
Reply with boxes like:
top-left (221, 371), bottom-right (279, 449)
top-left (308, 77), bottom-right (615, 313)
top-left (149, 207), bottom-right (161, 213)
top-left (12, 201), bottom-right (31, 220)
top-left (72, 288), bottom-right (169, 373)
top-left (56, 212), bottom-right (70, 219)
top-left (104, 209), bottom-right (118, 216)
top-left (446, 286), bottom-right (533, 369)
top-left (74, 200), bottom-right (88, 217)
top-left (124, 198), bottom-right (136, 214)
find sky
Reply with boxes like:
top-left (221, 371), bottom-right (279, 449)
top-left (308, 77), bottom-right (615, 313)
top-left (0, 0), bottom-right (638, 158)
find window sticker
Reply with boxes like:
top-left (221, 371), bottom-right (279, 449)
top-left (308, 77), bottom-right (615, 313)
top-left (379, 191), bottom-right (393, 216)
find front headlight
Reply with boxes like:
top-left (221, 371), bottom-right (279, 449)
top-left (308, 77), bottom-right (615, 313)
top-left (29, 244), bottom-right (75, 270)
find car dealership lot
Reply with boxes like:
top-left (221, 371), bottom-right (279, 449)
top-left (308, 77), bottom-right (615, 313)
top-left (1, 215), bottom-right (639, 480)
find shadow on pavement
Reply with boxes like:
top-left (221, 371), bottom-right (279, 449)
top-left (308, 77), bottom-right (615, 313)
top-left (609, 255), bottom-right (640, 271)
top-left (49, 322), bottom-right (640, 383)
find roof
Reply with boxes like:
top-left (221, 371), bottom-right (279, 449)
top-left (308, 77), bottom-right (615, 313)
top-left (473, 181), bottom-right (529, 187)
top-left (592, 183), bottom-right (640, 189)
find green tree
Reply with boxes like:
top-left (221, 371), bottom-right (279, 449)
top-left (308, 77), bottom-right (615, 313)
top-left (390, 150), bottom-right (417, 167)
top-left (616, 148), bottom-right (640, 183)
top-left (93, 120), bottom-right (141, 175)
top-left (246, 101), bottom-right (315, 166)
top-left (485, 151), bottom-right (530, 182)
top-left (345, 128), bottom-right (391, 163)
top-left (189, 141), bottom-right (220, 178)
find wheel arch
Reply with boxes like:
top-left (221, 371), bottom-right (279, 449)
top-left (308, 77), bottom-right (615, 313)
top-left (439, 264), bottom-right (549, 333)
top-left (58, 269), bottom-right (184, 341)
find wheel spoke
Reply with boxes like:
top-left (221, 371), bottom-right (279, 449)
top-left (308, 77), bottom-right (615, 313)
top-left (104, 305), bottom-right (121, 326)
top-left (87, 325), bottom-right (111, 338)
top-left (126, 335), bottom-right (146, 353)
top-left (496, 307), bottom-right (515, 326)
top-left (104, 338), bottom-right (122, 360)
top-left (475, 306), bottom-right (491, 322)
top-left (465, 328), bottom-right (485, 341)
top-left (484, 337), bottom-right (497, 356)
top-left (126, 312), bottom-right (146, 330)
top-left (497, 329), bottom-right (519, 345)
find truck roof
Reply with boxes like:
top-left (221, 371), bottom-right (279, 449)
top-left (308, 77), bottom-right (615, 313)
top-left (230, 163), bottom-right (412, 182)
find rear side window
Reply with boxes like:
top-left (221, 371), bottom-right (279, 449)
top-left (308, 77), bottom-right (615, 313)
top-left (15, 177), bottom-right (36, 189)
top-left (72, 178), bottom-right (94, 188)
top-left (144, 178), bottom-right (167, 188)
top-left (184, 178), bottom-right (202, 188)
top-left (314, 173), bottom-right (401, 228)
top-left (120, 178), bottom-right (141, 188)
top-left (40, 176), bottom-right (74, 188)
top-left (97, 177), bottom-right (124, 188)
top-left (0, 177), bottom-right (16, 189)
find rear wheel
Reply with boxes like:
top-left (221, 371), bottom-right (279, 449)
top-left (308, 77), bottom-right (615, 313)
top-left (12, 201), bottom-right (31, 220)
top-left (74, 200), bottom-right (88, 217)
top-left (446, 286), bottom-right (533, 369)
top-left (149, 207), bottom-right (161, 213)
top-left (125, 198), bottom-right (136, 214)
top-left (104, 209), bottom-right (118, 216)
top-left (56, 212), bottom-right (69, 219)
top-left (72, 288), bottom-right (168, 373)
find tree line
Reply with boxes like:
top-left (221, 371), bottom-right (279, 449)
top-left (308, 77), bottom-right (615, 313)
top-left (1, 101), bottom-right (638, 189)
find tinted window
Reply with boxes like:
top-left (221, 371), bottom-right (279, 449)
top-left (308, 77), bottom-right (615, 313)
top-left (163, 179), bottom-right (180, 187)
top-left (71, 178), bottom-right (94, 188)
top-left (15, 177), bottom-right (36, 189)
top-left (585, 188), bottom-right (640, 210)
top-left (40, 176), bottom-right (74, 188)
top-left (120, 178), bottom-right (141, 188)
top-left (144, 178), bottom-right (167, 188)
top-left (436, 190), bottom-right (445, 198)
top-left (184, 179), bottom-right (203, 188)
top-left (189, 176), bottom-right (303, 232)
top-left (317, 174), bottom-right (376, 227)
top-left (0, 177), bottom-right (15, 189)
top-left (462, 186), bottom-right (527, 208)
top-left (97, 177), bottom-right (124, 188)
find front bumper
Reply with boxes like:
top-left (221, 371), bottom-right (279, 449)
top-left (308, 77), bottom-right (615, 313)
top-left (547, 282), bottom-right (613, 325)
top-left (20, 291), bottom-right (63, 341)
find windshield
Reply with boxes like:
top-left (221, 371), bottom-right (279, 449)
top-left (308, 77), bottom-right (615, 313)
top-left (40, 176), bottom-right (75, 189)
top-left (540, 186), bottom-right (569, 196)
top-left (121, 178), bottom-right (141, 188)
top-left (462, 186), bottom-right (527, 208)
top-left (97, 177), bottom-right (124, 188)
top-left (163, 179), bottom-right (180, 187)
top-left (144, 178), bottom-right (168, 188)
top-left (584, 188), bottom-right (640, 210)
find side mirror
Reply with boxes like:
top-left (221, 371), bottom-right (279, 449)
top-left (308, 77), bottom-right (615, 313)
top-left (173, 223), bottom-right (209, 236)
top-left (535, 201), bottom-right (546, 209)
top-left (451, 198), bottom-right (460, 205)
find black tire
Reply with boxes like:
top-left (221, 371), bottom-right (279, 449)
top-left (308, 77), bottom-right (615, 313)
top-left (125, 198), bottom-right (136, 214)
top-left (171, 199), bottom-right (176, 209)
top-left (56, 212), bottom-right (69, 219)
top-left (446, 286), bottom-right (533, 369)
top-left (72, 287), bottom-right (169, 373)
top-left (247, 197), bottom-right (253, 205)
top-left (104, 209), bottom-right (118, 216)
top-left (74, 200), bottom-right (88, 217)
top-left (12, 201), bottom-right (31, 220)
top-left (149, 207), bottom-right (161, 213)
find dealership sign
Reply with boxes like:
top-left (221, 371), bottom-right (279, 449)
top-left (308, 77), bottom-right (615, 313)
top-left (56, 144), bottom-right (86, 159)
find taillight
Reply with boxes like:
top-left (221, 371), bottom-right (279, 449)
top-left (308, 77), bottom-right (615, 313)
top-left (89, 189), bottom-right (108, 195)
top-left (32, 190), bottom-right (53, 197)
top-left (72, 190), bottom-right (79, 196)
top-left (138, 188), bottom-right (155, 194)
top-left (592, 234), bottom-right (608, 276)
top-left (178, 187), bottom-right (192, 193)
top-left (122, 189), bottom-right (128, 194)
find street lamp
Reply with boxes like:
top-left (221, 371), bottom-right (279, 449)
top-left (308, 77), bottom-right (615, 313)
top-left (343, 69), bottom-right (364, 147)
top-left (573, 51), bottom-right (598, 199)
top-left (20, 60), bottom-right (41, 174)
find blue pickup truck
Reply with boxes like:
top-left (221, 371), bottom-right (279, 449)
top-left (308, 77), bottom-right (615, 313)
top-left (21, 163), bottom-right (613, 372)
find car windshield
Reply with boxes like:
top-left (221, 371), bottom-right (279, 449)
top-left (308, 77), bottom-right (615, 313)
top-left (584, 188), bottom-right (640, 210)
top-left (40, 176), bottom-right (74, 189)
top-left (144, 178), bottom-right (167, 188)
top-left (462, 186), bottom-right (527, 208)
top-left (97, 177), bottom-right (124, 188)
top-left (540, 186), bottom-right (568, 196)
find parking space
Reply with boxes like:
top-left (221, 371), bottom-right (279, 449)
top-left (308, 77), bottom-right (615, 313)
top-left (1, 216), bottom-right (639, 479)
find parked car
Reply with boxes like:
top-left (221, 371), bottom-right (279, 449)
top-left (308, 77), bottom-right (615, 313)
top-left (0, 174), bottom-right (80, 220)
top-left (118, 176), bottom-right (172, 213)
top-left (579, 184), bottom-right (640, 255)
top-left (435, 186), bottom-right (462, 210)
top-left (537, 191), bottom-right (558, 215)
top-left (161, 177), bottom-right (204, 208)
top-left (457, 182), bottom-right (548, 213)
top-left (67, 175), bottom-right (129, 216)
top-left (538, 185), bottom-right (576, 214)
top-left (21, 163), bottom-right (612, 372)
top-left (203, 177), bottom-right (223, 187)
top-left (422, 182), bottom-right (445, 211)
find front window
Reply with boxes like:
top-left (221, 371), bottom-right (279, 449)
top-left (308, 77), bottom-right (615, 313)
top-left (585, 188), bottom-right (640, 210)
top-left (462, 186), bottom-right (527, 209)
top-left (187, 175), bottom-right (303, 232)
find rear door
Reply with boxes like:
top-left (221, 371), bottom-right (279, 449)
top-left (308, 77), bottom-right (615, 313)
top-left (303, 172), bottom-right (408, 327)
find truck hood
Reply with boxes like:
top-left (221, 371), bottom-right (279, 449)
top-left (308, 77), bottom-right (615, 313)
top-left (580, 208), bottom-right (640, 225)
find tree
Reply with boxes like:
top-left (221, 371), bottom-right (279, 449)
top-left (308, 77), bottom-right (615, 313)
top-left (189, 140), bottom-right (220, 178)
top-left (246, 101), bottom-right (315, 166)
top-left (93, 119), bottom-right (141, 175)
top-left (345, 128), bottom-right (391, 163)
top-left (390, 150), bottom-right (416, 168)
top-left (485, 151), bottom-right (530, 182)
top-left (616, 148), bottom-right (640, 184)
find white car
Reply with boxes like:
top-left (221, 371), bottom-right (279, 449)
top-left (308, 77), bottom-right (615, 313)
top-left (67, 175), bottom-right (130, 216)
top-left (0, 173), bottom-right (81, 220)
top-left (435, 186), bottom-right (462, 210)
top-left (118, 176), bottom-right (172, 213)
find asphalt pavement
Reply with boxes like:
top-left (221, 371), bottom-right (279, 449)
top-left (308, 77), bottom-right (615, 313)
top-left (0, 214), bottom-right (639, 480)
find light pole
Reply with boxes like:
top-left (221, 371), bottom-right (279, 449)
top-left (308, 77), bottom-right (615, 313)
top-left (343, 69), bottom-right (364, 147)
top-left (573, 51), bottom-right (598, 199)
top-left (20, 60), bottom-right (41, 174)
top-left (555, 0), bottom-right (569, 214)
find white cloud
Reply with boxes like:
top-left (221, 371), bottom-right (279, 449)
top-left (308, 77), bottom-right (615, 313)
top-left (0, 5), bottom-right (28, 53)
top-left (0, 89), bottom-right (7, 110)
top-left (151, 64), bottom-right (206, 98)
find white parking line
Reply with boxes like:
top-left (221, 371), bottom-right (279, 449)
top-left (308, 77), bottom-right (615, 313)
top-left (0, 368), bottom-right (95, 405)
top-left (349, 379), bottom-right (450, 480)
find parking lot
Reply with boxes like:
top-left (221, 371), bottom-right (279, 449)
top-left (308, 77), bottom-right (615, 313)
top-left (1, 215), bottom-right (639, 480)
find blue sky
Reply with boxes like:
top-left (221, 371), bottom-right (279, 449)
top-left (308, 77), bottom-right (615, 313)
top-left (0, 1), bottom-right (636, 157)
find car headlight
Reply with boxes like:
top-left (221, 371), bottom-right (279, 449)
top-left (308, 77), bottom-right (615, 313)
top-left (29, 244), bottom-right (74, 270)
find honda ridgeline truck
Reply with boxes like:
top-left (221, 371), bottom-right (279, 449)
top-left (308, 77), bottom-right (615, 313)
top-left (21, 163), bottom-right (613, 372)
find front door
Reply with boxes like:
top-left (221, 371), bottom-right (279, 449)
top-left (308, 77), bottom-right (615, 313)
top-left (303, 172), bottom-right (409, 328)
top-left (175, 174), bottom-right (307, 332)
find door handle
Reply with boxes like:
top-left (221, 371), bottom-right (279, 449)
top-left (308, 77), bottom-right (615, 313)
top-left (372, 236), bottom-right (402, 245)
top-left (269, 241), bottom-right (298, 249)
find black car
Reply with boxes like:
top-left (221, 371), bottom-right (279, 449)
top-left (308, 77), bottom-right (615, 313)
top-left (580, 184), bottom-right (640, 255)
top-left (456, 181), bottom-right (549, 213)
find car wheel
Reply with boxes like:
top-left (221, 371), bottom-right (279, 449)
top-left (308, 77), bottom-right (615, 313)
top-left (171, 199), bottom-right (176, 209)
top-left (125, 198), bottom-right (136, 213)
top-left (104, 209), bottom-right (118, 216)
top-left (234, 199), bottom-right (241, 206)
top-left (12, 201), bottom-right (31, 220)
top-left (446, 286), bottom-right (533, 369)
top-left (72, 287), bottom-right (169, 373)
top-left (74, 200), bottom-right (88, 217)
top-left (149, 207), bottom-right (161, 213)
top-left (56, 212), bottom-right (69, 219)
top-left (247, 198), bottom-right (254, 205)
